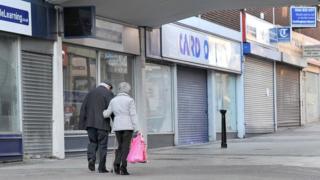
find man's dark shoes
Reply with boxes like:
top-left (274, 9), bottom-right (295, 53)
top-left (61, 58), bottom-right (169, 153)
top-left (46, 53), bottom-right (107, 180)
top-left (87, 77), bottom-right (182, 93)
top-left (98, 169), bottom-right (109, 173)
top-left (120, 167), bottom-right (130, 175)
top-left (114, 164), bottom-right (120, 174)
top-left (88, 159), bottom-right (95, 171)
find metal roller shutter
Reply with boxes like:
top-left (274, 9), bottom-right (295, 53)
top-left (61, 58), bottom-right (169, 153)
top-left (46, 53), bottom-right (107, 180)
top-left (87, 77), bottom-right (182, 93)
top-left (277, 63), bottom-right (300, 127)
top-left (244, 57), bottom-right (275, 133)
top-left (177, 66), bottom-right (208, 145)
top-left (22, 51), bottom-right (53, 157)
top-left (305, 72), bottom-right (320, 123)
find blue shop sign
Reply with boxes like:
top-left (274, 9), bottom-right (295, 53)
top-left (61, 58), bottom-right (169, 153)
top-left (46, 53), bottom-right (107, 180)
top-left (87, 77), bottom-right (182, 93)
top-left (243, 42), bottom-right (251, 55)
top-left (291, 6), bottom-right (317, 28)
top-left (270, 27), bottom-right (291, 43)
top-left (0, 4), bottom-right (29, 25)
top-left (277, 27), bottom-right (291, 42)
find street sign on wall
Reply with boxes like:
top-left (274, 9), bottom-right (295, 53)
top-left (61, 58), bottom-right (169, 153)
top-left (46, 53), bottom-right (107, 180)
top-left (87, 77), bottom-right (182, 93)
top-left (291, 6), bottom-right (317, 28)
top-left (303, 45), bottom-right (320, 57)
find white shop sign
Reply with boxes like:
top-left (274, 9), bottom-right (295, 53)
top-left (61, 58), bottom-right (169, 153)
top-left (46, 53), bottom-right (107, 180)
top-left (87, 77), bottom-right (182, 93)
top-left (161, 24), bottom-right (241, 72)
top-left (0, 0), bottom-right (32, 36)
top-left (246, 13), bottom-right (276, 46)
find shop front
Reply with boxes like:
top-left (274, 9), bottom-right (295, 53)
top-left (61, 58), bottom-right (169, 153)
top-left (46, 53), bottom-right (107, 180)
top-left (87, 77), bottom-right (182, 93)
top-left (146, 17), bottom-right (242, 146)
top-left (285, 33), bottom-right (320, 125)
top-left (303, 62), bottom-right (320, 123)
top-left (242, 13), bottom-right (280, 134)
top-left (62, 18), bottom-right (140, 154)
top-left (0, 0), bottom-right (56, 161)
top-left (0, 34), bottom-right (22, 162)
top-left (277, 32), bottom-right (308, 128)
top-left (243, 45), bottom-right (279, 134)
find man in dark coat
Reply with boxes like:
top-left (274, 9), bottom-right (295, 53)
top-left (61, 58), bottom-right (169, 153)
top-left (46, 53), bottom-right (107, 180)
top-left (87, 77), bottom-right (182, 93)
top-left (79, 81), bottom-right (114, 173)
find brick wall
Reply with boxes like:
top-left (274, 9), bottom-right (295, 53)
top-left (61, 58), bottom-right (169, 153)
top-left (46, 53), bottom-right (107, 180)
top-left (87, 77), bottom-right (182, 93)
top-left (246, 8), bottom-right (274, 23)
top-left (201, 10), bottom-right (241, 31)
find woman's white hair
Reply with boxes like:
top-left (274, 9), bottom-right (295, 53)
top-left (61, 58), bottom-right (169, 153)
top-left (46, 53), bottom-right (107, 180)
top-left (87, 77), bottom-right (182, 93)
top-left (118, 82), bottom-right (131, 94)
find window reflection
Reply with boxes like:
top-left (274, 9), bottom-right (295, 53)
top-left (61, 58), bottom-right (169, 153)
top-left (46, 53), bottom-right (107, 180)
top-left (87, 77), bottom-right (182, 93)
top-left (100, 52), bottom-right (134, 96)
top-left (215, 72), bottom-right (237, 132)
top-left (63, 45), bottom-right (134, 131)
top-left (0, 36), bottom-right (19, 133)
top-left (145, 63), bottom-right (173, 133)
top-left (63, 45), bottom-right (97, 130)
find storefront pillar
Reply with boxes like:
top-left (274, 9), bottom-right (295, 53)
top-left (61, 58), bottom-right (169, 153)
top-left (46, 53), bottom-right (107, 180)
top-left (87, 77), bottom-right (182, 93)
top-left (135, 27), bottom-right (147, 144)
top-left (207, 70), bottom-right (217, 141)
top-left (236, 67), bottom-right (245, 138)
top-left (52, 35), bottom-right (65, 159)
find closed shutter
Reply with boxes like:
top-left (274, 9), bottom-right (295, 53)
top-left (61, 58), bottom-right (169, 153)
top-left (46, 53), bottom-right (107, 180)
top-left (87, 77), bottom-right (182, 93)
top-left (244, 57), bottom-right (275, 133)
top-left (305, 72), bottom-right (320, 123)
top-left (177, 66), bottom-right (208, 145)
top-left (22, 51), bottom-right (53, 157)
top-left (277, 64), bottom-right (300, 127)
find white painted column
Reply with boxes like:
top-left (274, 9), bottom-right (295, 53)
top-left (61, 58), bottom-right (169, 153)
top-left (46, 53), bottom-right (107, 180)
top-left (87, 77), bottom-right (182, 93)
top-left (173, 64), bottom-right (179, 145)
top-left (52, 35), bottom-right (65, 159)
top-left (237, 59), bottom-right (245, 138)
top-left (273, 61), bottom-right (278, 130)
top-left (134, 27), bottom-right (147, 144)
top-left (300, 70), bottom-right (306, 126)
top-left (237, 12), bottom-right (245, 138)
top-left (207, 70), bottom-right (217, 141)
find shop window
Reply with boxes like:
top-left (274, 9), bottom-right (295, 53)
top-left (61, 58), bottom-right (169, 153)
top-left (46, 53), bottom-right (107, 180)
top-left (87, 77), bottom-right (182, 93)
top-left (145, 63), bottom-right (173, 133)
top-left (100, 52), bottom-right (134, 96)
top-left (0, 36), bottom-right (20, 133)
top-left (63, 44), bottom-right (135, 131)
top-left (215, 72), bottom-right (237, 132)
top-left (63, 45), bottom-right (97, 130)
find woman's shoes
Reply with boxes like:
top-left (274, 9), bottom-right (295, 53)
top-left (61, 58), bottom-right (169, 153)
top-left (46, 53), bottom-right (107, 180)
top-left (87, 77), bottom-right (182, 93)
top-left (113, 165), bottom-right (130, 175)
top-left (120, 167), bottom-right (130, 175)
top-left (113, 164), bottom-right (120, 174)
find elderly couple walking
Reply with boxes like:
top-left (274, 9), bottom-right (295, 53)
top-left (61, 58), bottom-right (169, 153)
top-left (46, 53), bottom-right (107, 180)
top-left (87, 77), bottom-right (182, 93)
top-left (79, 81), bottom-right (139, 175)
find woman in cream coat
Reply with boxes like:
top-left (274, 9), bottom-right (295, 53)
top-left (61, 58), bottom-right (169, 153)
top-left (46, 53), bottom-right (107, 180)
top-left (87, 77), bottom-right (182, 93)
top-left (103, 82), bottom-right (139, 175)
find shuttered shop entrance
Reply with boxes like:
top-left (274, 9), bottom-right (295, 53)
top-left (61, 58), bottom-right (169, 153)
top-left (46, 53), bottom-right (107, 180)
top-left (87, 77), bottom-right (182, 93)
top-left (177, 66), bottom-right (208, 145)
top-left (305, 72), bottom-right (320, 123)
top-left (22, 51), bottom-right (53, 157)
top-left (244, 57), bottom-right (275, 133)
top-left (277, 63), bottom-right (300, 127)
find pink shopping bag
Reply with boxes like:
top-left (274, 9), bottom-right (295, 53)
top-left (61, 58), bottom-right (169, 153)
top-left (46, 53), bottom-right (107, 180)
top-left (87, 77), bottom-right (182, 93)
top-left (127, 133), bottom-right (147, 163)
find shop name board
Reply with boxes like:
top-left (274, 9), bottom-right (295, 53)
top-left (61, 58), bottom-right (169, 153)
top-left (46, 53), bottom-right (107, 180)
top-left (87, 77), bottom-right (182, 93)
top-left (0, 0), bottom-right (31, 36)
top-left (246, 13), bottom-right (276, 46)
top-left (291, 6), bottom-right (317, 28)
top-left (0, 4), bottom-right (29, 25)
top-left (162, 24), bottom-right (241, 72)
top-left (270, 27), bottom-right (291, 43)
top-left (179, 33), bottom-right (209, 60)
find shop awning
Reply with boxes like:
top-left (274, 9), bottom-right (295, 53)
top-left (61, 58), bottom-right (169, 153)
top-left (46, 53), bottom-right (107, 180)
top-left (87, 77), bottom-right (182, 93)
top-left (46, 0), bottom-right (319, 27)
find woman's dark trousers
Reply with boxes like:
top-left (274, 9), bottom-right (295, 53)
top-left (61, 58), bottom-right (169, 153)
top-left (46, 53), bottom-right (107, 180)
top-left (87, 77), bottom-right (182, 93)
top-left (114, 130), bottom-right (133, 169)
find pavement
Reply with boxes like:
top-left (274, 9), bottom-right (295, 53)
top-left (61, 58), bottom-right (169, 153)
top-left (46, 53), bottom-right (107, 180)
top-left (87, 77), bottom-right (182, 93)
top-left (1, 123), bottom-right (320, 180)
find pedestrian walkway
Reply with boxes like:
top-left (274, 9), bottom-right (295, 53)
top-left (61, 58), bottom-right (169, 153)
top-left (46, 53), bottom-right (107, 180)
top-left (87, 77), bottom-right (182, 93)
top-left (1, 123), bottom-right (320, 180)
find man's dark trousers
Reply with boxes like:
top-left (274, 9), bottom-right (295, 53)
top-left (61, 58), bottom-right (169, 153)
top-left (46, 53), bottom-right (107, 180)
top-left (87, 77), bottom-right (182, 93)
top-left (87, 127), bottom-right (109, 171)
